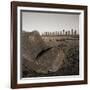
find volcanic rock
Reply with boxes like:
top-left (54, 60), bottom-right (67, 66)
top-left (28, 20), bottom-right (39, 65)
top-left (21, 31), bottom-right (65, 74)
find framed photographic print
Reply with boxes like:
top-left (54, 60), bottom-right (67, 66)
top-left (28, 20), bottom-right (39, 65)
top-left (11, 1), bottom-right (88, 89)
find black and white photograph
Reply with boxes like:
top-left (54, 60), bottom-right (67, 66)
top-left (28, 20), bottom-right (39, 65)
top-left (21, 10), bottom-right (79, 78)
top-left (11, 1), bottom-right (87, 88)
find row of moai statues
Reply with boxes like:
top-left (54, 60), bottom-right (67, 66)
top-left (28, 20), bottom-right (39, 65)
top-left (42, 29), bottom-right (78, 36)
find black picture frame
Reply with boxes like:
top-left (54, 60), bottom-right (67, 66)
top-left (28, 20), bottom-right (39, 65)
top-left (11, 1), bottom-right (88, 89)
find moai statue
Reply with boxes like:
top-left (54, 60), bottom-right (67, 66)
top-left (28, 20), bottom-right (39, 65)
top-left (45, 32), bottom-right (47, 36)
top-left (48, 32), bottom-right (49, 36)
top-left (65, 31), bottom-right (67, 35)
top-left (63, 29), bottom-right (65, 35)
top-left (74, 30), bottom-right (77, 35)
top-left (68, 31), bottom-right (70, 35)
top-left (71, 29), bottom-right (73, 35)
top-left (54, 32), bottom-right (55, 36)
top-left (57, 31), bottom-right (59, 36)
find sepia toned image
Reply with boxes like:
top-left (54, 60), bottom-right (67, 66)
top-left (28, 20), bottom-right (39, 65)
top-left (11, 1), bottom-right (87, 88)
top-left (21, 10), bottom-right (79, 78)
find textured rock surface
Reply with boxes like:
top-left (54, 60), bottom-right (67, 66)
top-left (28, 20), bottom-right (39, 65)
top-left (36, 47), bottom-right (65, 73)
top-left (21, 31), bottom-right (65, 74)
top-left (21, 31), bottom-right (50, 60)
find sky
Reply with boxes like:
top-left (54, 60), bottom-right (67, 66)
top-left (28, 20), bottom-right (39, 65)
top-left (22, 11), bottom-right (79, 34)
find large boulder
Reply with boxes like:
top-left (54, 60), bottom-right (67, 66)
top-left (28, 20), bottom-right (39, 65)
top-left (21, 31), bottom-right (65, 74)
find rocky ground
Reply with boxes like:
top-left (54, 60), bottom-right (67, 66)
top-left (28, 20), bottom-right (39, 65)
top-left (21, 31), bottom-right (79, 78)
